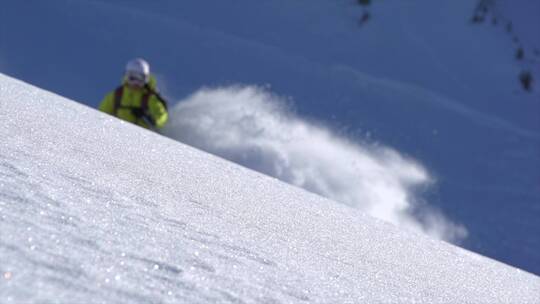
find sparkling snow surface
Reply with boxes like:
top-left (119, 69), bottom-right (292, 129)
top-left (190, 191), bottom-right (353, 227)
top-left (1, 74), bottom-right (538, 303)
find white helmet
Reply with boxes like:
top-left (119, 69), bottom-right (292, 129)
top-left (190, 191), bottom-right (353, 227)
top-left (125, 58), bottom-right (150, 85)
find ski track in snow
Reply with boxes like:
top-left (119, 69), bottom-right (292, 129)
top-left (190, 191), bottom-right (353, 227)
top-left (84, 0), bottom-right (539, 142)
top-left (1, 74), bottom-right (539, 303)
top-left (335, 65), bottom-right (540, 141)
top-left (86, 0), bottom-right (537, 143)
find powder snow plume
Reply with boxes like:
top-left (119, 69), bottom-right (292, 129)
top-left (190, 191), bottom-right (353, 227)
top-left (164, 86), bottom-right (467, 243)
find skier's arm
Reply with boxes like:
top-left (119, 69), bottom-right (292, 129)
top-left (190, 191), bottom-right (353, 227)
top-left (147, 96), bottom-right (168, 129)
top-left (98, 92), bottom-right (115, 115)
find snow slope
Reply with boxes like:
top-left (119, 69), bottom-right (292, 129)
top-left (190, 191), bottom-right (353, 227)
top-left (1, 75), bottom-right (539, 303)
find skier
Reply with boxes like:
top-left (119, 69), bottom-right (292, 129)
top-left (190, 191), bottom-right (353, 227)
top-left (99, 58), bottom-right (168, 130)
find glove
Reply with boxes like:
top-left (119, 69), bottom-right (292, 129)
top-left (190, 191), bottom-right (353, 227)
top-left (131, 107), bottom-right (146, 118)
top-left (132, 108), bottom-right (156, 127)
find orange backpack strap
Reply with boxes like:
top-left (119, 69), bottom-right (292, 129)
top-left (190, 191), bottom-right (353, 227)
top-left (113, 86), bottom-right (124, 116)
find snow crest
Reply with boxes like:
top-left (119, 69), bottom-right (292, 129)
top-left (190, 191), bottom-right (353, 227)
top-left (164, 86), bottom-right (467, 242)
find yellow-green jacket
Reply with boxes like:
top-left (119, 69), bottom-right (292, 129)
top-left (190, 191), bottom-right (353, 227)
top-left (99, 76), bottom-right (168, 129)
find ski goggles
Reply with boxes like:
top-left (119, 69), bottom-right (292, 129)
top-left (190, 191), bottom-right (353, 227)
top-left (126, 71), bottom-right (147, 87)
